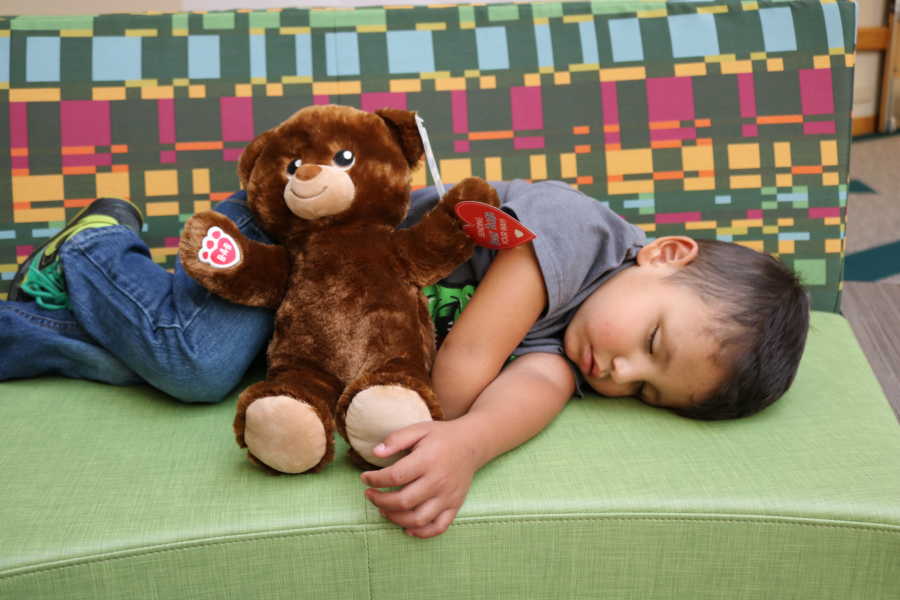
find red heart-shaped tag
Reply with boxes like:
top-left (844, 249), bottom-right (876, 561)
top-left (454, 201), bottom-right (536, 250)
top-left (198, 226), bottom-right (241, 268)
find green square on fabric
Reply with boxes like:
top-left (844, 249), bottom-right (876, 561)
top-left (532, 3), bottom-right (564, 18)
top-left (249, 11), bottom-right (280, 29)
top-left (458, 5), bottom-right (476, 24)
top-left (590, 1), bottom-right (665, 14)
top-left (171, 13), bottom-right (188, 31)
top-left (311, 8), bottom-right (385, 28)
top-left (12, 15), bottom-right (94, 31)
top-left (203, 12), bottom-right (235, 30)
top-left (793, 258), bottom-right (827, 286)
top-left (488, 5), bottom-right (520, 21)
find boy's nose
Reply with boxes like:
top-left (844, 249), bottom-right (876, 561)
top-left (611, 356), bottom-right (641, 384)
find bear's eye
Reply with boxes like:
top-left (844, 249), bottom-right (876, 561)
top-left (332, 150), bottom-right (355, 170)
top-left (286, 159), bottom-right (302, 176)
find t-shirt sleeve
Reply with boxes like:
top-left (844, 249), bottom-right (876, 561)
top-left (499, 180), bottom-right (646, 322)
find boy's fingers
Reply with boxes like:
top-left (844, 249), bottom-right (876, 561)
top-left (373, 422), bottom-right (432, 458)
top-left (380, 497), bottom-right (445, 530)
top-left (406, 508), bottom-right (458, 539)
top-left (361, 454), bottom-right (422, 488)
top-left (365, 478), bottom-right (432, 513)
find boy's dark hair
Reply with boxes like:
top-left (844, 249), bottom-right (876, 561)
top-left (665, 240), bottom-right (810, 420)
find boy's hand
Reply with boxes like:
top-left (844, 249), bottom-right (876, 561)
top-left (360, 419), bottom-right (484, 539)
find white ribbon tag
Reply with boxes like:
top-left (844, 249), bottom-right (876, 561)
top-left (414, 114), bottom-right (446, 197)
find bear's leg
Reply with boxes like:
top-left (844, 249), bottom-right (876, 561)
top-left (336, 367), bottom-right (441, 469)
top-left (234, 367), bottom-right (341, 474)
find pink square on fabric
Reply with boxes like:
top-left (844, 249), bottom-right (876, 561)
top-left (61, 100), bottom-right (110, 147)
top-left (361, 92), bottom-right (407, 113)
top-left (646, 77), bottom-right (694, 122)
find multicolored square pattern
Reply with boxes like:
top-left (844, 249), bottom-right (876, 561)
top-left (0, 0), bottom-right (856, 310)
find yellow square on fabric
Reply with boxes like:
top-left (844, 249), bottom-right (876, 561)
top-left (682, 145), bottom-right (714, 172)
top-left (96, 172), bottom-right (131, 199)
top-left (684, 176), bottom-right (715, 190)
top-left (728, 143), bottom-right (760, 169)
top-left (774, 141), bottom-right (792, 167)
top-left (530, 155), bottom-right (548, 180)
top-left (484, 157), bottom-right (503, 181)
top-left (13, 175), bottom-right (65, 202)
top-left (606, 148), bottom-right (653, 175)
top-left (192, 169), bottom-right (211, 195)
top-left (145, 170), bottom-right (179, 196)
top-left (730, 174), bottom-right (762, 188)
top-left (822, 172), bottom-right (840, 185)
top-left (146, 202), bottom-right (179, 216)
top-left (439, 159), bottom-right (472, 183)
top-left (609, 180), bottom-right (654, 194)
top-left (820, 140), bottom-right (838, 166)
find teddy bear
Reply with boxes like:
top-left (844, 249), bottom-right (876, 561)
top-left (178, 104), bottom-right (499, 474)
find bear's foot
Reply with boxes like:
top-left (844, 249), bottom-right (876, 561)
top-left (244, 395), bottom-right (327, 474)
top-left (344, 385), bottom-right (433, 468)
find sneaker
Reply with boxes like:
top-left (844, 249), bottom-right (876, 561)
top-left (7, 197), bottom-right (143, 309)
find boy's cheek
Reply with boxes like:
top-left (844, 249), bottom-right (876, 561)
top-left (589, 379), bottom-right (638, 398)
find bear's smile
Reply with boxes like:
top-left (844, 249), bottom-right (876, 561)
top-left (289, 186), bottom-right (328, 200)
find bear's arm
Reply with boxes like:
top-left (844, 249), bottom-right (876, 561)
top-left (179, 211), bottom-right (291, 309)
top-left (396, 177), bottom-right (499, 287)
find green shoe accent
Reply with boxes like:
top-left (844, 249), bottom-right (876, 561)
top-left (18, 216), bottom-right (120, 310)
top-left (20, 249), bottom-right (70, 310)
top-left (43, 215), bottom-right (119, 257)
top-left (8, 197), bottom-right (144, 305)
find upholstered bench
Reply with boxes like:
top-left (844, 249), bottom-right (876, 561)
top-left (3, 312), bottom-right (899, 598)
top-left (2, 0), bottom-right (898, 598)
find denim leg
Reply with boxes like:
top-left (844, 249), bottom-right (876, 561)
top-left (60, 192), bottom-right (275, 403)
top-left (0, 301), bottom-right (143, 385)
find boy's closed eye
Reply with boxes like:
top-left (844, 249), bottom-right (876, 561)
top-left (638, 323), bottom-right (660, 403)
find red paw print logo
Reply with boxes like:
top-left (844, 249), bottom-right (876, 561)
top-left (198, 226), bottom-right (241, 269)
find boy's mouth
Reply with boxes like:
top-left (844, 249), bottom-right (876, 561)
top-left (582, 348), bottom-right (608, 379)
top-left (581, 348), bottom-right (595, 378)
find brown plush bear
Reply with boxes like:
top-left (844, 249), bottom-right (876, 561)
top-left (179, 104), bottom-right (498, 474)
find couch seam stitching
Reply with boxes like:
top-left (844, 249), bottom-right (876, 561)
top-left (363, 517), bottom-right (374, 600)
top-left (3, 515), bottom-right (899, 582)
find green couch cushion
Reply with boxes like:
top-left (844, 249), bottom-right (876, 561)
top-left (3, 310), bottom-right (898, 599)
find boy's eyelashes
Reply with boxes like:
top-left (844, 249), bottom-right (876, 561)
top-left (647, 324), bottom-right (659, 354)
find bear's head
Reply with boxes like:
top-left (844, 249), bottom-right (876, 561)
top-left (237, 105), bottom-right (425, 242)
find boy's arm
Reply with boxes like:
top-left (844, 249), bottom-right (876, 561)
top-left (431, 241), bottom-right (548, 419)
top-left (362, 351), bottom-right (575, 538)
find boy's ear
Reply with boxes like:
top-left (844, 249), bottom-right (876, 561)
top-left (636, 236), bottom-right (698, 267)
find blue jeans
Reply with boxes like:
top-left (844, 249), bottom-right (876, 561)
top-left (0, 191), bottom-right (275, 403)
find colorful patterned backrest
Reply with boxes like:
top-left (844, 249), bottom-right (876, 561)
top-left (1, 0), bottom-right (856, 310)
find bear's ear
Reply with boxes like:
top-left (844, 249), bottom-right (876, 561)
top-left (375, 108), bottom-right (424, 168)
top-left (238, 130), bottom-right (274, 189)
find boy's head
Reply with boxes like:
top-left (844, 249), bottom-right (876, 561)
top-left (563, 236), bottom-right (810, 419)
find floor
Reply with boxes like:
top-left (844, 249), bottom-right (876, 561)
top-left (843, 134), bottom-right (900, 420)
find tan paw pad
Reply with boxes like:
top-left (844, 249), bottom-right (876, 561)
top-left (244, 395), bottom-right (326, 474)
top-left (345, 385), bottom-right (432, 468)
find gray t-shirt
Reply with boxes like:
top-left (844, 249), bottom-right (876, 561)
top-left (404, 179), bottom-right (646, 389)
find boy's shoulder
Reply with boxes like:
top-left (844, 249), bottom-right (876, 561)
top-left (496, 180), bottom-right (645, 244)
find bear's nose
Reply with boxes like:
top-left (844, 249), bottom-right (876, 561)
top-left (294, 164), bottom-right (322, 181)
